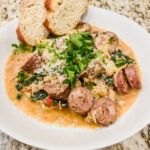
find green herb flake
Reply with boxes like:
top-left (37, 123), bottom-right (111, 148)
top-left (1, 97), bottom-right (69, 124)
top-left (109, 37), bottom-right (116, 43)
top-left (12, 42), bottom-right (27, 54)
top-left (63, 79), bottom-right (69, 84)
top-left (88, 82), bottom-right (94, 89)
top-left (102, 57), bottom-right (106, 64)
top-left (17, 93), bottom-right (22, 100)
top-left (59, 84), bottom-right (62, 88)
top-left (115, 59), bottom-right (127, 67)
top-left (70, 33), bottom-right (83, 48)
top-left (52, 99), bottom-right (57, 106)
top-left (49, 56), bottom-right (58, 67)
top-left (15, 84), bottom-right (23, 91)
top-left (38, 49), bottom-right (43, 55)
top-left (98, 73), bottom-right (114, 86)
top-left (29, 46), bottom-right (36, 52)
top-left (51, 40), bottom-right (56, 48)
top-left (30, 90), bottom-right (48, 101)
top-left (94, 50), bottom-right (100, 58)
top-left (17, 71), bottom-right (28, 82)
top-left (111, 50), bottom-right (135, 67)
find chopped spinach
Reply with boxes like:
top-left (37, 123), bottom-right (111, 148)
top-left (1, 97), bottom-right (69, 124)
top-left (111, 50), bottom-right (135, 67)
top-left (16, 93), bottom-right (22, 100)
top-left (98, 73), bottom-right (114, 86)
top-left (17, 71), bottom-right (28, 82)
top-left (16, 71), bottom-right (46, 87)
top-left (15, 84), bottom-right (23, 91)
top-left (30, 90), bottom-right (48, 101)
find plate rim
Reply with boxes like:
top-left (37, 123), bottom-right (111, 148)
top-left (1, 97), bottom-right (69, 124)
top-left (0, 6), bottom-right (150, 150)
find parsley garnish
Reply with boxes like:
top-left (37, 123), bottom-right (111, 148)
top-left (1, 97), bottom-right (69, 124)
top-left (61, 32), bottom-right (97, 89)
top-left (12, 42), bottom-right (35, 54)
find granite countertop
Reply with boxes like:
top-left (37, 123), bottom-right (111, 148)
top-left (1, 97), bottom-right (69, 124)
top-left (0, 0), bottom-right (150, 150)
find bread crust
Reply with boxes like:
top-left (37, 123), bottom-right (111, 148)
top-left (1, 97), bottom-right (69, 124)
top-left (43, 18), bottom-right (52, 33)
top-left (45, 0), bottom-right (54, 11)
top-left (16, 25), bottom-right (27, 44)
top-left (44, 0), bottom-right (89, 35)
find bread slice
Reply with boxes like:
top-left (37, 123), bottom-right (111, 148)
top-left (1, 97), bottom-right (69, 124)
top-left (44, 0), bottom-right (89, 35)
top-left (17, 0), bottom-right (49, 46)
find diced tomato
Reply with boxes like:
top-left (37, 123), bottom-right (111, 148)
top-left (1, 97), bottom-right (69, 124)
top-left (45, 97), bottom-right (52, 106)
top-left (57, 103), bottom-right (60, 108)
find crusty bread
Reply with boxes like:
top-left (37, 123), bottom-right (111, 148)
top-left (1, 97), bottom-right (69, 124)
top-left (17, 0), bottom-right (49, 46)
top-left (44, 0), bottom-right (89, 35)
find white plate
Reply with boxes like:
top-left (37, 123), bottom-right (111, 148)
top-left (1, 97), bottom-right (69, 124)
top-left (0, 6), bottom-right (150, 150)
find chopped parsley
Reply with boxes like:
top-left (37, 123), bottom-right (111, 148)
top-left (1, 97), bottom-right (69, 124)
top-left (102, 57), bottom-right (106, 64)
top-left (29, 46), bottom-right (36, 52)
top-left (49, 55), bottom-right (58, 67)
top-left (12, 42), bottom-right (35, 54)
top-left (61, 32), bottom-right (99, 89)
top-left (111, 50), bottom-right (135, 67)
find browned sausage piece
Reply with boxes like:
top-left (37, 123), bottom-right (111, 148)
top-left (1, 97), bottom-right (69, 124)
top-left (76, 22), bottom-right (91, 32)
top-left (124, 64), bottom-right (141, 89)
top-left (22, 53), bottom-right (42, 74)
top-left (68, 87), bottom-right (94, 115)
top-left (44, 76), bottom-right (70, 101)
top-left (114, 70), bottom-right (129, 94)
top-left (91, 98), bottom-right (117, 126)
top-left (80, 59), bottom-right (103, 78)
top-left (95, 31), bottom-right (118, 53)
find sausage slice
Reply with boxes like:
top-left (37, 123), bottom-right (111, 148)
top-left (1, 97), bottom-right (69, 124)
top-left (22, 53), bottom-right (42, 74)
top-left (114, 70), bottom-right (129, 94)
top-left (68, 87), bottom-right (94, 115)
top-left (95, 31), bottom-right (118, 53)
top-left (91, 98), bottom-right (117, 126)
top-left (124, 64), bottom-right (141, 89)
top-left (44, 76), bottom-right (70, 101)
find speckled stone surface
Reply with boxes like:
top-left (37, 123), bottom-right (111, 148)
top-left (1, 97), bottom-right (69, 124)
top-left (0, 0), bottom-right (150, 149)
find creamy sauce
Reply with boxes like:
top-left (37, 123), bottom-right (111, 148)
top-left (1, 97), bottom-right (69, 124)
top-left (4, 26), bottom-right (141, 129)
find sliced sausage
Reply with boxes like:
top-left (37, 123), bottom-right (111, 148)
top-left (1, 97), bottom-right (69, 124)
top-left (80, 59), bottom-right (103, 78)
top-left (44, 75), bottom-right (70, 101)
top-left (22, 53), bottom-right (42, 74)
top-left (68, 87), bottom-right (94, 115)
top-left (91, 98), bottom-right (117, 126)
top-left (124, 64), bottom-right (141, 89)
top-left (94, 31), bottom-right (118, 53)
top-left (76, 22), bottom-right (91, 32)
top-left (114, 70), bottom-right (129, 94)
